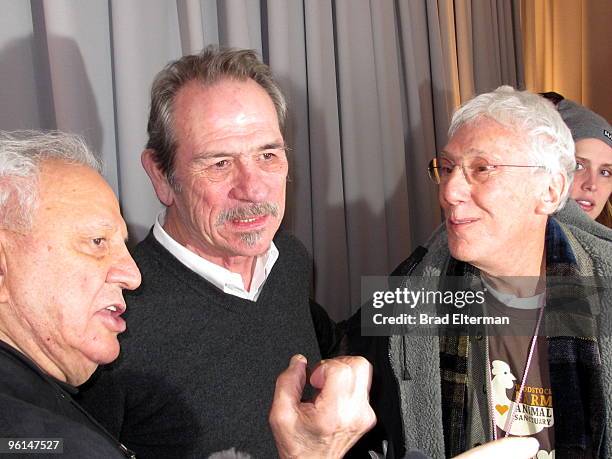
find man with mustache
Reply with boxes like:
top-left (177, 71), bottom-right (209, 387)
top-left (0, 130), bottom-right (376, 459)
top-left (78, 46), bottom-right (336, 458)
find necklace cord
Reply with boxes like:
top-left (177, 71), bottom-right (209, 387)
top-left (487, 304), bottom-right (545, 440)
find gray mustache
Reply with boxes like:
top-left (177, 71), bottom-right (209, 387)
top-left (216, 202), bottom-right (279, 226)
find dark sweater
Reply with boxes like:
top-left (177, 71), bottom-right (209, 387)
top-left (78, 231), bottom-right (324, 458)
top-left (0, 341), bottom-right (131, 459)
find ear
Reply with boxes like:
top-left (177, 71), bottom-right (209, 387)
top-left (536, 172), bottom-right (565, 215)
top-left (141, 149), bottom-right (175, 207)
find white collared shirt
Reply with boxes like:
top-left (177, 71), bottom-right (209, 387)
top-left (152, 211), bottom-right (279, 301)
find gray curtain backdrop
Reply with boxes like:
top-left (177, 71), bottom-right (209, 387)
top-left (0, 0), bottom-right (523, 320)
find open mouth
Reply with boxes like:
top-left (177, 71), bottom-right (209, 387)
top-left (575, 199), bottom-right (594, 212)
top-left (98, 304), bottom-right (127, 332)
top-left (103, 303), bottom-right (126, 314)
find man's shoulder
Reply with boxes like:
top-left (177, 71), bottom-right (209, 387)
top-left (130, 229), bottom-right (162, 263)
top-left (273, 230), bottom-right (309, 262)
top-left (273, 229), bottom-right (306, 251)
top-left (554, 200), bottom-right (612, 244)
top-left (0, 394), bottom-right (123, 458)
top-left (553, 201), bottom-right (612, 274)
top-left (392, 222), bottom-right (449, 277)
top-left (0, 392), bottom-right (66, 431)
top-left (127, 231), bottom-right (194, 289)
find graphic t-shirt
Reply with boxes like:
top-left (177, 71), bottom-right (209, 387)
top-left (485, 288), bottom-right (555, 459)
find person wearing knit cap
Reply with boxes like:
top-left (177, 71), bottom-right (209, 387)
top-left (554, 96), bottom-right (612, 227)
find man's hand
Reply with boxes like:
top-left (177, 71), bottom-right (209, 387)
top-left (453, 437), bottom-right (540, 459)
top-left (269, 354), bottom-right (376, 459)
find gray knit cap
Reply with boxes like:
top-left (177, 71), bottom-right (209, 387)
top-left (557, 99), bottom-right (612, 148)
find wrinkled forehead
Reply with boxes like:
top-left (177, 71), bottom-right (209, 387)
top-left (174, 79), bottom-right (280, 132)
top-left (169, 80), bottom-right (282, 162)
top-left (35, 160), bottom-right (126, 235)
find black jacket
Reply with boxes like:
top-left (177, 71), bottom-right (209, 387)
top-left (0, 340), bottom-right (133, 458)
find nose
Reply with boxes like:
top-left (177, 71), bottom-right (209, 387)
top-left (108, 247), bottom-right (142, 290)
top-left (229, 163), bottom-right (269, 202)
top-left (440, 165), bottom-right (471, 207)
top-left (581, 170), bottom-right (598, 192)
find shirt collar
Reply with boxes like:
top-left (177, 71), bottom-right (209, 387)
top-left (152, 210), bottom-right (279, 301)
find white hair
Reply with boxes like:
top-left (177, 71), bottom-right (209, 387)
top-left (448, 86), bottom-right (576, 211)
top-left (0, 130), bottom-right (102, 231)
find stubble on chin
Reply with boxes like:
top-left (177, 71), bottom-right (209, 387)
top-left (239, 230), bottom-right (264, 247)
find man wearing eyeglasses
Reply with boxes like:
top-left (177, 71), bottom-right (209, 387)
top-left (347, 86), bottom-right (612, 458)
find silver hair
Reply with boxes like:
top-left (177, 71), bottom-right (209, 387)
top-left (448, 86), bottom-right (576, 211)
top-left (0, 130), bottom-right (102, 231)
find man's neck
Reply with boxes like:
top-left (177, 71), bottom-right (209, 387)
top-left (163, 217), bottom-right (257, 291)
top-left (0, 324), bottom-right (72, 384)
top-left (476, 227), bottom-right (547, 297)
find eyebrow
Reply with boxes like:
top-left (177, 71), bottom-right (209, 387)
top-left (80, 221), bottom-right (115, 231)
top-left (440, 148), bottom-right (504, 162)
top-left (439, 148), bottom-right (485, 160)
top-left (575, 157), bottom-right (612, 168)
top-left (193, 142), bottom-right (287, 160)
top-left (259, 141), bottom-right (286, 151)
top-left (77, 221), bottom-right (119, 237)
top-left (76, 220), bottom-right (129, 242)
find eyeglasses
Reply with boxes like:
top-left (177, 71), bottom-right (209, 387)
top-left (427, 157), bottom-right (547, 185)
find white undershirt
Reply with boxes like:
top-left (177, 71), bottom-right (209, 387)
top-left (152, 211), bottom-right (279, 301)
top-left (480, 276), bottom-right (545, 309)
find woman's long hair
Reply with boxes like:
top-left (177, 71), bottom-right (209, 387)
top-left (596, 198), bottom-right (612, 228)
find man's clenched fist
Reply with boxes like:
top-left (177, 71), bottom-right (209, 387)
top-left (269, 355), bottom-right (376, 459)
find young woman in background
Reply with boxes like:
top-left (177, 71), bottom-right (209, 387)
top-left (543, 92), bottom-right (612, 228)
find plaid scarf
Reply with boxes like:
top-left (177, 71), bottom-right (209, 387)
top-left (439, 219), bottom-right (605, 458)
